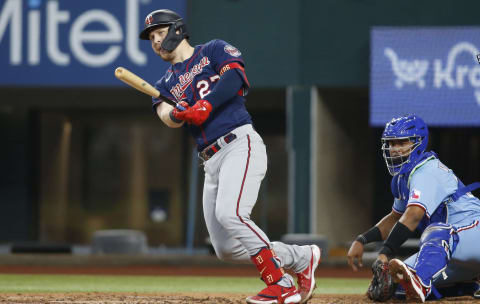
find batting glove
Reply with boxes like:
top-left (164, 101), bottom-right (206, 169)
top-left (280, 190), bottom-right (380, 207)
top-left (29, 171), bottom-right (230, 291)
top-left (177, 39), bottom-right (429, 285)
top-left (170, 101), bottom-right (190, 123)
top-left (175, 99), bottom-right (212, 126)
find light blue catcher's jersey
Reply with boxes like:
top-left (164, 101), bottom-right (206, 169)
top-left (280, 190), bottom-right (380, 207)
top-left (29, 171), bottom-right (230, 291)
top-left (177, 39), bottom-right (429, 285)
top-left (392, 158), bottom-right (480, 229)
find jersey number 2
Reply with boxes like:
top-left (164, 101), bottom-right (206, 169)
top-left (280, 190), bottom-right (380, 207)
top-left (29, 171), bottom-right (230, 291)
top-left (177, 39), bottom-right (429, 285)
top-left (197, 75), bottom-right (220, 99)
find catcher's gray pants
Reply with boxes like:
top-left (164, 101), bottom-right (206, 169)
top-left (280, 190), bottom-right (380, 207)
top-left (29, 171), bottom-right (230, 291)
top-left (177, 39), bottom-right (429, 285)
top-left (202, 124), bottom-right (311, 273)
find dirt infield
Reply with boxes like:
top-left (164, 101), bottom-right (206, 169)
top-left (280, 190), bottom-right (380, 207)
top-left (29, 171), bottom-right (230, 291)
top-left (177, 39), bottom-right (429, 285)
top-left (0, 264), bottom-right (477, 303)
top-left (0, 293), bottom-right (477, 303)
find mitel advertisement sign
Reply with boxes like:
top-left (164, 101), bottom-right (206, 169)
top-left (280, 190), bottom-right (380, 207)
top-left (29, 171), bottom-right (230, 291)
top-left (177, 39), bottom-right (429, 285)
top-left (0, 0), bottom-right (185, 86)
top-left (371, 27), bottom-right (480, 126)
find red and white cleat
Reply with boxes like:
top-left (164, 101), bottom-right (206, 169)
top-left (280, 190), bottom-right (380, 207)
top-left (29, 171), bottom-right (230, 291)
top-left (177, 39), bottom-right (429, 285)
top-left (246, 279), bottom-right (301, 304)
top-left (389, 258), bottom-right (430, 303)
top-left (296, 245), bottom-right (321, 303)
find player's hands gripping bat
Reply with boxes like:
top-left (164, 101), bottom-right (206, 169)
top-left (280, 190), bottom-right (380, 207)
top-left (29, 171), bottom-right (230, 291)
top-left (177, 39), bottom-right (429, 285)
top-left (367, 259), bottom-right (397, 302)
top-left (114, 67), bottom-right (185, 111)
top-left (173, 99), bottom-right (212, 126)
top-left (171, 101), bottom-right (190, 121)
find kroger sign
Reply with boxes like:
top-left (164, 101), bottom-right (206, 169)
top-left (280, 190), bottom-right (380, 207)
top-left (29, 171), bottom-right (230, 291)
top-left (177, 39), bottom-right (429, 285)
top-left (0, 0), bottom-right (185, 86)
top-left (370, 27), bottom-right (480, 126)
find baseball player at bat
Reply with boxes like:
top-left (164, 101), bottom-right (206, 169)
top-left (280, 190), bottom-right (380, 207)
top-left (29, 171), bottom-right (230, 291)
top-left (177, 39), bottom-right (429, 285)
top-left (347, 114), bottom-right (480, 302)
top-left (139, 9), bottom-right (320, 304)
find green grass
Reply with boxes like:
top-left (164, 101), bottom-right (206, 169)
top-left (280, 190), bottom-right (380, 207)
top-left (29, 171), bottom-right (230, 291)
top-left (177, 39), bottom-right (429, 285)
top-left (0, 274), bottom-right (369, 294)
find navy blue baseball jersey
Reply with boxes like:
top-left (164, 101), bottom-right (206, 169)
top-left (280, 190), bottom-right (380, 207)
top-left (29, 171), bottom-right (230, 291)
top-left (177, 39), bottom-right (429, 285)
top-left (152, 39), bottom-right (252, 150)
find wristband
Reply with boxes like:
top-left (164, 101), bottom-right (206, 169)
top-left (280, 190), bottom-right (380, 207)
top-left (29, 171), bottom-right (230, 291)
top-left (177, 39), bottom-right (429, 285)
top-left (379, 222), bottom-right (412, 257)
top-left (356, 226), bottom-right (382, 245)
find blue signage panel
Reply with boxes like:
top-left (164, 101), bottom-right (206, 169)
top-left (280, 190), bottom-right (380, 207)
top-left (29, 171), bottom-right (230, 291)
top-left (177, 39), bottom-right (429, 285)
top-left (0, 0), bottom-right (185, 86)
top-left (371, 27), bottom-right (480, 126)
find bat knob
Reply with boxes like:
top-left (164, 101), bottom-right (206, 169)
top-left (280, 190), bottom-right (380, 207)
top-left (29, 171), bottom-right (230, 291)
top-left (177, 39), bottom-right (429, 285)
top-left (114, 67), bottom-right (124, 78)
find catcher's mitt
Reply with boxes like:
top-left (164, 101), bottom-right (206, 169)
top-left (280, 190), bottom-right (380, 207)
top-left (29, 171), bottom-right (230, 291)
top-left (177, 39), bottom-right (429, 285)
top-left (367, 259), bottom-right (397, 302)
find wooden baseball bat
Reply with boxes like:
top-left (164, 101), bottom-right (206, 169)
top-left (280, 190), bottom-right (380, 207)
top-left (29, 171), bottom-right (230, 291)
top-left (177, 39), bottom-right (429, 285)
top-left (114, 67), bottom-right (185, 110)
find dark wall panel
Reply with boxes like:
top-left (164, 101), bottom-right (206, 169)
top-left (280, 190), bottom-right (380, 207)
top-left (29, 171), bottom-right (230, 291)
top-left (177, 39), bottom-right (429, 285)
top-left (188, 0), bottom-right (480, 87)
top-left (187, 0), bottom-right (301, 87)
top-left (0, 107), bottom-right (36, 241)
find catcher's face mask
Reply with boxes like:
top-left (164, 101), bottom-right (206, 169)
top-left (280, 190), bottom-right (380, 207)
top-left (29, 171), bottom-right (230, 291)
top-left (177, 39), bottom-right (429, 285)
top-left (381, 114), bottom-right (428, 176)
top-left (381, 137), bottom-right (419, 176)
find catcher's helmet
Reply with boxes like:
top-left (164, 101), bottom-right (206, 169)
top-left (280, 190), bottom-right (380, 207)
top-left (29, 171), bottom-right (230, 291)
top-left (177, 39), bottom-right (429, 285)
top-left (381, 114), bottom-right (429, 176)
top-left (139, 9), bottom-right (188, 52)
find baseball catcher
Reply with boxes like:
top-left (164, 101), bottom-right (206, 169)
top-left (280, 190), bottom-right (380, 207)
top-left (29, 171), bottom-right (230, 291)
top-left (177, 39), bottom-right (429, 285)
top-left (347, 114), bottom-right (480, 302)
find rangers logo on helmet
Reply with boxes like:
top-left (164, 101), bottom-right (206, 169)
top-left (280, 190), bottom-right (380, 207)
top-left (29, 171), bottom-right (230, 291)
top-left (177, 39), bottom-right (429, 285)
top-left (224, 45), bottom-right (241, 57)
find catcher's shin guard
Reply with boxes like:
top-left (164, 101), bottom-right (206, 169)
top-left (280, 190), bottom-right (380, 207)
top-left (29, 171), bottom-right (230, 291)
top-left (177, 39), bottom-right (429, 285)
top-left (414, 223), bottom-right (457, 285)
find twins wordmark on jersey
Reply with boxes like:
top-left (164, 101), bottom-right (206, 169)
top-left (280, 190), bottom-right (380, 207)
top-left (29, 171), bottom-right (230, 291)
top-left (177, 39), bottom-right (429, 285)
top-left (169, 56), bottom-right (213, 101)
